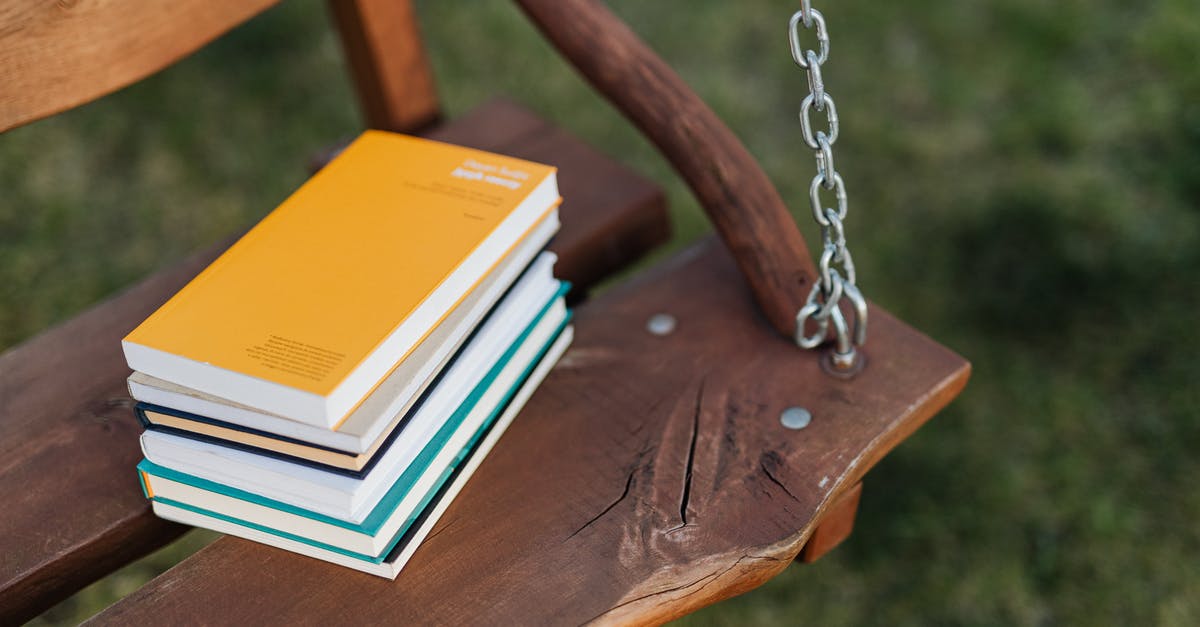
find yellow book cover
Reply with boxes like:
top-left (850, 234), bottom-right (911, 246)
top-left (122, 131), bottom-right (559, 428)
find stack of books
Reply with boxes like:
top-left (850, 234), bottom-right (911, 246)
top-left (121, 132), bottom-right (569, 578)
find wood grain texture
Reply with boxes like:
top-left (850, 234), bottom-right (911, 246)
top-left (800, 481), bottom-right (862, 563)
top-left (0, 0), bottom-right (279, 132)
top-left (515, 0), bottom-right (817, 338)
top-left (90, 238), bottom-right (969, 626)
top-left (328, 0), bottom-right (441, 133)
top-left (0, 240), bottom-right (223, 625)
top-left (0, 100), bottom-right (668, 624)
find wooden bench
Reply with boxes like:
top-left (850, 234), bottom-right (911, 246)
top-left (0, 1), bottom-right (969, 624)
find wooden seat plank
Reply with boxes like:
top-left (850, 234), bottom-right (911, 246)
top-left (90, 238), bottom-right (969, 626)
top-left (0, 100), bottom-right (668, 625)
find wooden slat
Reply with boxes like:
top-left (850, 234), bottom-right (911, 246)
top-left (517, 0), bottom-right (817, 338)
top-left (0, 245), bottom-right (215, 626)
top-left (328, 0), bottom-right (441, 133)
top-left (0, 0), bottom-right (280, 132)
top-left (0, 100), bottom-right (668, 625)
top-left (91, 238), bottom-right (969, 626)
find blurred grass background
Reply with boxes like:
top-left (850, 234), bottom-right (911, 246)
top-left (6, 0), bottom-right (1198, 624)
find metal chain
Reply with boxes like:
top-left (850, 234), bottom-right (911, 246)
top-left (789, 2), bottom-right (867, 372)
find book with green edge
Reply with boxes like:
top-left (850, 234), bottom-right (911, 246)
top-left (149, 324), bottom-right (572, 579)
top-left (139, 309), bottom-right (571, 561)
top-left (139, 281), bottom-right (571, 521)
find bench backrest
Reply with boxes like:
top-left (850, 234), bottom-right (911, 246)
top-left (0, 0), bottom-right (438, 134)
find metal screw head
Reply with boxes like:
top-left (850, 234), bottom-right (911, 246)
top-left (780, 406), bottom-right (812, 430)
top-left (646, 313), bottom-right (676, 336)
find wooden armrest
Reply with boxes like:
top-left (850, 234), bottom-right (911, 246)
top-left (516, 0), bottom-right (816, 338)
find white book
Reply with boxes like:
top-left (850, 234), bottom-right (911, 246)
top-left (129, 230), bottom-right (559, 456)
top-left (142, 299), bottom-right (568, 523)
top-left (141, 324), bottom-right (571, 558)
top-left (149, 326), bottom-right (572, 579)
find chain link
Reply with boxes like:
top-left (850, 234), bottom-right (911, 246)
top-left (790, 3), bottom-right (868, 370)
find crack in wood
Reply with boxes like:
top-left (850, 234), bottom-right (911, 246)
top-left (759, 461), bottom-right (800, 503)
top-left (567, 470), bottom-right (635, 540)
top-left (670, 379), bottom-right (704, 532)
top-left (424, 516), bottom-right (460, 545)
top-left (585, 552), bottom-right (782, 625)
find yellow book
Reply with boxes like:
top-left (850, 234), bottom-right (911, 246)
top-left (122, 131), bottom-right (560, 428)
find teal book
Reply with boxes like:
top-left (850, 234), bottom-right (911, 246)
top-left (140, 302), bottom-right (571, 564)
top-left (140, 282), bottom-right (570, 522)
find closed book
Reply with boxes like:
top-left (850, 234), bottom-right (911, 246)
top-left (139, 321), bottom-right (572, 559)
top-left (130, 249), bottom-right (562, 468)
top-left (137, 271), bottom-right (568, 478)
top-left (142, 294), bottom-right (570, 523)
top-left (123, 131), bottom-right (560, 428)
top-left (146, 324), bottom-right (573, 579)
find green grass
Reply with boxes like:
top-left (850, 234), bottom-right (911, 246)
top-left (7, 0), bottom-right (1199, 624)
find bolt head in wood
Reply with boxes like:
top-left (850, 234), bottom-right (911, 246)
top-left (646, 313), bottom-right (676, 336)
top-left (780, 406), bottom-right (812, 430)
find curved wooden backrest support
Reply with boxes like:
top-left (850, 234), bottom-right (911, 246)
top-left (0, 0), bottom-right (440, 134)
top-left (516, 0), bottom-right (818, 338)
